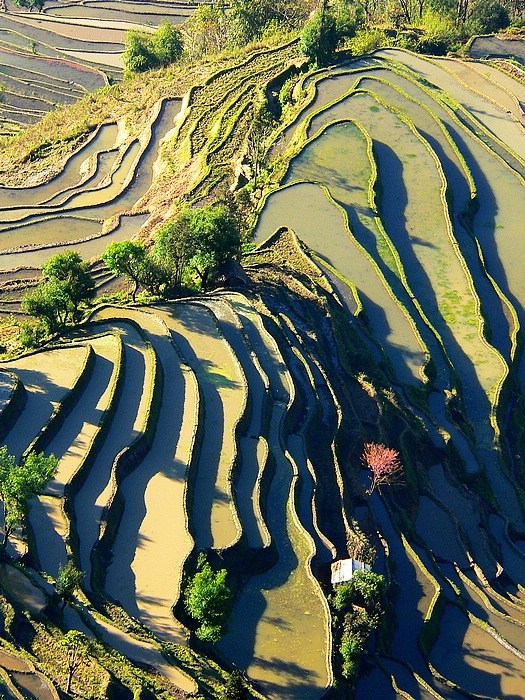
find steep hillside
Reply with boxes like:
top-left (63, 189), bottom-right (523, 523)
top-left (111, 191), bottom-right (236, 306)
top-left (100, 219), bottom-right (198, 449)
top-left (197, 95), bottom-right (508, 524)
top-left (1, 29), bottom-right (525, 700)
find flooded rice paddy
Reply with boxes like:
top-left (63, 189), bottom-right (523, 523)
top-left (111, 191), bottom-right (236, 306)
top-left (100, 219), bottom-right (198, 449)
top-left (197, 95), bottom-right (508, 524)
top-left (3, 42), bottom-right (525, 699)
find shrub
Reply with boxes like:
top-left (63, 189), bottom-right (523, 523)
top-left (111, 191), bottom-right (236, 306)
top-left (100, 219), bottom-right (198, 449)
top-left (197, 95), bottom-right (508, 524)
top-left (468, 0), bottom-right (510, 33)
top-left (301, 4), bottom-right (339, 66)
top-left (350, 28), bottom-right (389, 54)
top-left (18, 319), bottom-right (48, 348)
top-left (418, 9), bottom-right (462, 54)
top-left (340, 633), bottom-right (363, 681)
top-left (184, 557), bottom-right (233, 642)
top-left (220, 670), bottom-right (249, 699)
top-left (122, 22), bottom-right (183, 75)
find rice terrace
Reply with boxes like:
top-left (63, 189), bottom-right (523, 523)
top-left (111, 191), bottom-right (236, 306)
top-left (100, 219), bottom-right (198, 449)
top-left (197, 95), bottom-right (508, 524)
top-left (0, 0), bottom-right (525, 697)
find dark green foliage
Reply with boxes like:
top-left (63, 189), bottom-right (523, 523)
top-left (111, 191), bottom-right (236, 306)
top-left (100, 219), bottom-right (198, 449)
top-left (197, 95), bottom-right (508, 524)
top-left (122, 31), bottom-right (159, 74)
top-left (123, 22), bottom-right (183, 75)
top-left (340, 634), bottom-right (364, 682)
top-left (18, 320), bottom-right (48, 349)
top-left (331, 570), bottom-right (387, 684)
top-left (102, 240), bottom-right (163, 301)
top-left (220, 670), bottom-right (249, 700)
top-left (56, 561), bottom-right (84, 610)
top-left (157, 204), bottom-right (240, 290)
top-left (22, 251), bottom-right (95, 331)
top-left (152, 216), bottom-right (195, 290)
top-left (42, 251), bottom-right (95, 321)
top-left (350, 570), bottom-right (388, 608)
top-left (22, 279), bottom-right (70, 333)
top-left (186, 204), bottom-right (241, 288)
top-left (469, 0), bottom-right (510, 31)
top-left (0, 446), bottom-right (57, 546)
top-left (154, 21), bottom-right (184, 66)
top-left (184, 557), bottom-right (233, 642)
top-left (12, 0), bottom-right (44, 11)
top-left (301, 3), bottom-right (339, 66)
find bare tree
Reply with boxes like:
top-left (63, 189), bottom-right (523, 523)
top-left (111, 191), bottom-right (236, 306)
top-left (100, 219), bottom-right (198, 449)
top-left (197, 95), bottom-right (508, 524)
top-left (362, 442), bottom-right (403, 494)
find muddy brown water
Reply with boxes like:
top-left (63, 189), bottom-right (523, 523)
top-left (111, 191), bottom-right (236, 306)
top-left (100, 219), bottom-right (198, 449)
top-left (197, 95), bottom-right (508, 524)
top-left (29, 335), bottom-right (119, 577)
top-left (217, 303), bottom-right (331, 698)
top-left (45, 2), bottom-right (188, 25)
top-left (73, 319), bottom-right (150, 583)
top-left (203, 297), bottom-right (270, 549)
top-left (163, 302), bottom-right (245, 550)
top-left (377, 49), bottom-right (525, 162)
top-left (0, 345), bottom-right (90, 461)
top-left (103, 307), bottom-right (193, 646)
top-left (431, 603), bottom-right (525, 697)
top-left (256, 180), bottom-right (427, 386)
top-left (469, 35), bottom-right (525, 63)
top-left (0, 123), bottom-right (117, 203)
top-left (0, 213), bottom-right (149, 271)
top-left (218, 406), bottom-right (331, 699)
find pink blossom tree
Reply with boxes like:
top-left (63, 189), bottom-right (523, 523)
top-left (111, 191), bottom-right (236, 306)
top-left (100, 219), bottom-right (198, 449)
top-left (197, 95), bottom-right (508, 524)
top-left (362, 442), bottom-right (403, 494)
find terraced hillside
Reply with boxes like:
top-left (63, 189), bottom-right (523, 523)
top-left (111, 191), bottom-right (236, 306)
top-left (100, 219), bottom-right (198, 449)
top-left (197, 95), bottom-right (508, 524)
top-left (0, 0), bottom-right (199, 133)
top-left (2, 32), bottom-right (525, 699)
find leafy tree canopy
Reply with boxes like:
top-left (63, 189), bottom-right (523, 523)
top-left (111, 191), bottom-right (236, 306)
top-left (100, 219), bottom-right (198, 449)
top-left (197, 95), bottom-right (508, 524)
top-left (0, 446), bottom-right (57, 546)
top-left (184, 204), bottom-right (241, 289)
top-left (123, 22), bottom-right (183, 75)
top-left (22, 251), bottom-right (95, 331)
top-left (42, 251), bottom-right (95, 320)
top-left (185, 557), bottom-right (233, 642)
top-left (56, 561), bottom-right (85, 609)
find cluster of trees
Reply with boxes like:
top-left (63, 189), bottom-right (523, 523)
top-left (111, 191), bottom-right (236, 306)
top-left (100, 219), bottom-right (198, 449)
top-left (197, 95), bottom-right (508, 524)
top-left (332, 569), bottom-right (387, 683)
top-left (123, 0), bottom-right (523, 75)
top-left (123, 21), bottom-right (184, 75)
top-left (103, 203), bottom-right (241, 297)
top-left (22, 251), bottom-right (95, 337)
top-left (20, 204), bottom-right (240, 341)
top-left (184, 554), bottom-right (233, 642)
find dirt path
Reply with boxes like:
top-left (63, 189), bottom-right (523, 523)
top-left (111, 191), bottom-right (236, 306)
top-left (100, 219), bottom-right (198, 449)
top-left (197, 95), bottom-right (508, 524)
top-left (103, 307), bottom-right (195, 646)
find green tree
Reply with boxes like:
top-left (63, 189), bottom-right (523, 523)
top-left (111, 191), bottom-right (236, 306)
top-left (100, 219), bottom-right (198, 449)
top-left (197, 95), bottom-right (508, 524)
top-left (123, 22), bottom-right (183, 75)
top-left (122, 30), bottom-right (158, 75)
top-left (185, 204), bottom-right (241, 289)
top-left (184, 559), bottom-right (233, 642)
top-left (22, 278), bottom-right (70, 333)
top-left (153, 21), bottom-right (184, 67)
top-left (301, 1), bottom-right (340, 66)
top-left (103, 240), bottom-right (167, 299)
top-left (468, 0), bottom-right (510, 31)
top-left (59, 630), bottom-right (91, 695)
top-left (0, 446), bottom-right (57, 546)
top-left (152, 216), bottom-right (194, 290)
top-left (42, 251), bottom-right (95, 322)
top-left (220, 670), bottom-right (249, 700)
top-left (13, 0), bottom-right (44, 11)
top-left (102, 240), bottom-right (147, 301)
top-left (56, 561), bottom-right (84, 610)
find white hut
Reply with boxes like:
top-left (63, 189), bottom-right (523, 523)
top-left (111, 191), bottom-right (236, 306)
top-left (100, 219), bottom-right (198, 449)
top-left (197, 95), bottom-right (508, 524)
top-left (330, 558), bottom-right (371, 585)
